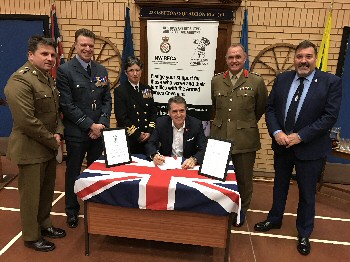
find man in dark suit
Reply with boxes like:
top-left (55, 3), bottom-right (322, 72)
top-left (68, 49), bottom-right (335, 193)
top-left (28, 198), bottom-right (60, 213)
top-left (57, 28), bottom-right (112, 228)
top-left (211, 44), bottom-right (268, 226)
top-left (5, 36), bottom-right (65, 251)
top-left (254, 40), bottom-right (342, 256)
top-left (114, 56), bottom-right (158, 154)
top-left (145, 96), bottom-right (206, 169)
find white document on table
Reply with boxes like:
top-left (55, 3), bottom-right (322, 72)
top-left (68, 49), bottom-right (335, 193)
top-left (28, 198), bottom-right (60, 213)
top-left (157, 156), bottom-right (182, 170)
top-left (199, 138), bottom-right (232, 181)
top-left (102, 128), bottom-right (131, 167)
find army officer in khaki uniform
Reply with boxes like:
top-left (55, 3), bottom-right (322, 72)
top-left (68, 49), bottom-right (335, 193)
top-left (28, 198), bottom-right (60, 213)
top-left (211, 44), bottom-right (268, 227)
top-left (5, 36), bottom-right (66, 252)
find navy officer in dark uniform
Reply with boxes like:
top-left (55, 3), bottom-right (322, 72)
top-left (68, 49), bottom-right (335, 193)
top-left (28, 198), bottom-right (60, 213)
top-left (57, 28), bottom-right (112, 228)
top-left (114, 56), bottom-right (158, 154)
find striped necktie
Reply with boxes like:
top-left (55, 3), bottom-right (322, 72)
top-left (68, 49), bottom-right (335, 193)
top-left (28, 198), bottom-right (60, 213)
top-left (285, 77), bottom-right (305, 133)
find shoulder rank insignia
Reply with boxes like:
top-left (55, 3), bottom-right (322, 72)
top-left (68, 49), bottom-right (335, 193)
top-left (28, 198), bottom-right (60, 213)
top-left (18, 67), bottom-right (30, 74)
top-left (250, 71), bottom-right (262, 77)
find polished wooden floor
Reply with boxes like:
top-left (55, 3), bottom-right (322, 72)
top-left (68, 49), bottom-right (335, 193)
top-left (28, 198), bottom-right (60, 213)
top-left (1, 156), bottom-right (350, 262)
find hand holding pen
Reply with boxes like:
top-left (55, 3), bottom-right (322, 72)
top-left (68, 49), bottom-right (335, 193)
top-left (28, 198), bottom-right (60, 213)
top-left (153, 152), bottom-right (165, 165)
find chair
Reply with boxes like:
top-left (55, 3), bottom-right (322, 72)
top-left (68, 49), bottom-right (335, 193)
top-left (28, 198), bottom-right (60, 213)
top-left (0, 137), bottom-right (17, 189)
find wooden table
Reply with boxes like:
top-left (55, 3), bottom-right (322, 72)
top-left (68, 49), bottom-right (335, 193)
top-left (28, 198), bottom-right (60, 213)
top-left (317, 149), bottom-right (350, 194)
top-left (332, 148), bottom-right (350, 160)
top-left (77, 156), bottom-right (240, 262)
top-left (85, 202), bottom-right (233, 261)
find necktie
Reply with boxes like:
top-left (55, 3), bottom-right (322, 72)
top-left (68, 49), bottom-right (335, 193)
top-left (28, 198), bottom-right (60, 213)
top-left (86, 64), bottom-right (91, 77)
top-left (135, 85), bottom-right (139, 93)
top-left (231, 75), bottom-right (238, 87)
top-left (285, 77), bottom-right (305, 133)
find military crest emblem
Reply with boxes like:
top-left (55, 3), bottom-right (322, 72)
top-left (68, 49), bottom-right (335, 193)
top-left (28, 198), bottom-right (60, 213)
top-left (160, 36), bottom-right (171, 53)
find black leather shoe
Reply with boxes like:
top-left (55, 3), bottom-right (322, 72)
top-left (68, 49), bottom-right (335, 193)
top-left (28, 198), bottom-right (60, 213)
top-left (24, 238), bottom-right (55, 252)
top-left (67, 215), bottom-right (78, 228)
top-left (297, 236), bottom-right (311, 255)
top-left (41, 226), bottom-right (66, 239)
top-left (254, 220), bottom-right (282, 232)
top-left (232, 211), bottom-right (245, 227)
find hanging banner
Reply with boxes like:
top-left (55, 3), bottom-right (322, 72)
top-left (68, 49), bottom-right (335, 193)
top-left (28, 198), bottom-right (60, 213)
top-left (140, 7), bottom-right (234, 21)
top-left (147, 20), bottom-right (219, 120)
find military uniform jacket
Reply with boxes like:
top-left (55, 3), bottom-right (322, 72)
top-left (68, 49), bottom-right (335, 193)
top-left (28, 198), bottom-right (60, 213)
top-left (57, 57), bottom-right (112, 142)
top-left (4, 61), bottom-right (64, 165)
top-left (114, 81), bottom-right (158, 141)
top-left (211, 70), bottom-right (268, 154)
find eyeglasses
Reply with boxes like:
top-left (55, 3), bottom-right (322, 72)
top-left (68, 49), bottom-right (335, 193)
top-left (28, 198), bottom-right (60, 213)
top-left (127, 69), bottom-right (141, 73)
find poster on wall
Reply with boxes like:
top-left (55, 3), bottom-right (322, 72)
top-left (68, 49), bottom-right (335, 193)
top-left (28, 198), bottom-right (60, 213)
top-left (147, 20), bottom-right (219, 120)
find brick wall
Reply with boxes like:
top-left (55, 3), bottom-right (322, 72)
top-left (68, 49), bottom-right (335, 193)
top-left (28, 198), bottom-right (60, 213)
top-left (1, 0), bottom-right (348, 173)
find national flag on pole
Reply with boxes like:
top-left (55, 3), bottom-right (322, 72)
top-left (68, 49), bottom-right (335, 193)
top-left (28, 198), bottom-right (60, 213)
top-left (240, 8), bottom-right (250, 70)
top-left (74, 156), bottom-right (240, 216)
top-left (120, 6), bottom-right (135, 85)
top-left (317, 3), bottom-right (333, 72)
top-left (50, 3), bottom-right (65, 79)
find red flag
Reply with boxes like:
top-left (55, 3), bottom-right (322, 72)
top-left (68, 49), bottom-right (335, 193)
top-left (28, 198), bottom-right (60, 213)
top-left (50, 3), bottom-right (65, 79)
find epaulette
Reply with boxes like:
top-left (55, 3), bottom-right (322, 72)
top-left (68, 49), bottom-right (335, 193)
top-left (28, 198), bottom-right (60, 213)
top-left (18, 67), bottom-right (30, 74)
top-left (250, 71), bottom-right (262, 77)
top-left (214, 71), bottom-right (224, 77)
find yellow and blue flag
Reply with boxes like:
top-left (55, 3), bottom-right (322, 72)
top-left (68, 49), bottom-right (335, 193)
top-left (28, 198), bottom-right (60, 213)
top-left (240, 8), bottom-right (249, 70)
top-left (317, 4), bottom-right (333, 71)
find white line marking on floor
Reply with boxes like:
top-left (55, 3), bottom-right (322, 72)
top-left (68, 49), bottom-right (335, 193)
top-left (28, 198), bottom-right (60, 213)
top-left (248, 209), bottom-right (350, 222)
top-left (245, 220), bottom-right (257, 262)
top-left (0, 207), bottom-right (20, 212)
top-left (231, 230), bottom-right (350, 246)
top-left (0, 188), bottom-right (66, 256)
top-left (0, 231), bottom-right (22, 256)
top-left (3, 187), bottom-right (18, 190)
top-left (52, 192), bottom-right (65, 206)
top-left (3, 186), bottom-right (64, 194)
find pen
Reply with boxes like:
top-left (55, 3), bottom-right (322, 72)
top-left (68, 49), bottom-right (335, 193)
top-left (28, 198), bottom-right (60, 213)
top-left (157, 152), bottom-right (165, 163)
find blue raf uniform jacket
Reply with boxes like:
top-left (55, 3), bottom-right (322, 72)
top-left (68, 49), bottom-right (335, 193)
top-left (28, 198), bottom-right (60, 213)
top-left (57, 57), bottom-right (112, 142)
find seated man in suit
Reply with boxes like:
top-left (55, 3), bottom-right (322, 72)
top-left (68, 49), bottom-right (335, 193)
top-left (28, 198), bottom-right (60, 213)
top-left (145, 96), bottom-right (207, 169)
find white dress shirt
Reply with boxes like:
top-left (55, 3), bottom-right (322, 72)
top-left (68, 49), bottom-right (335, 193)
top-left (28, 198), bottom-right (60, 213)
top-left (171, 121), bottom-right (185, 157)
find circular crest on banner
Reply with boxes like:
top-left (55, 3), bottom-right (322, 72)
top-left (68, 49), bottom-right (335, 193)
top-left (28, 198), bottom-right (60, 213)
top-left (160, 36), bottom-right (171, 53)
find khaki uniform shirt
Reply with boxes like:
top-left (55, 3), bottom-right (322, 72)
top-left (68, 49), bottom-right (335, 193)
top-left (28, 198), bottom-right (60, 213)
top-left (211, 69), bottom-right (268, 154)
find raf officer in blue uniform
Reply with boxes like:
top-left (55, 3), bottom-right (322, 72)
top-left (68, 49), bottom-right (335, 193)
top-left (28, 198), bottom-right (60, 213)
top-left (57, 28), bottom-right (112, 228)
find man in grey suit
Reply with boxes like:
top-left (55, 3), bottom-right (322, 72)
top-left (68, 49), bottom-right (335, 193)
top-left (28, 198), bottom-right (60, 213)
top-left (57, 28), bottom-right (112, 228)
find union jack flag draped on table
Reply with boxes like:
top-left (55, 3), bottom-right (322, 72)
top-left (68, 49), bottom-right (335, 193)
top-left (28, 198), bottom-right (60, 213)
top-left (50, 3), bottom-right (65, 79)
top-left (75, 156), bottom-right (240, 217)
